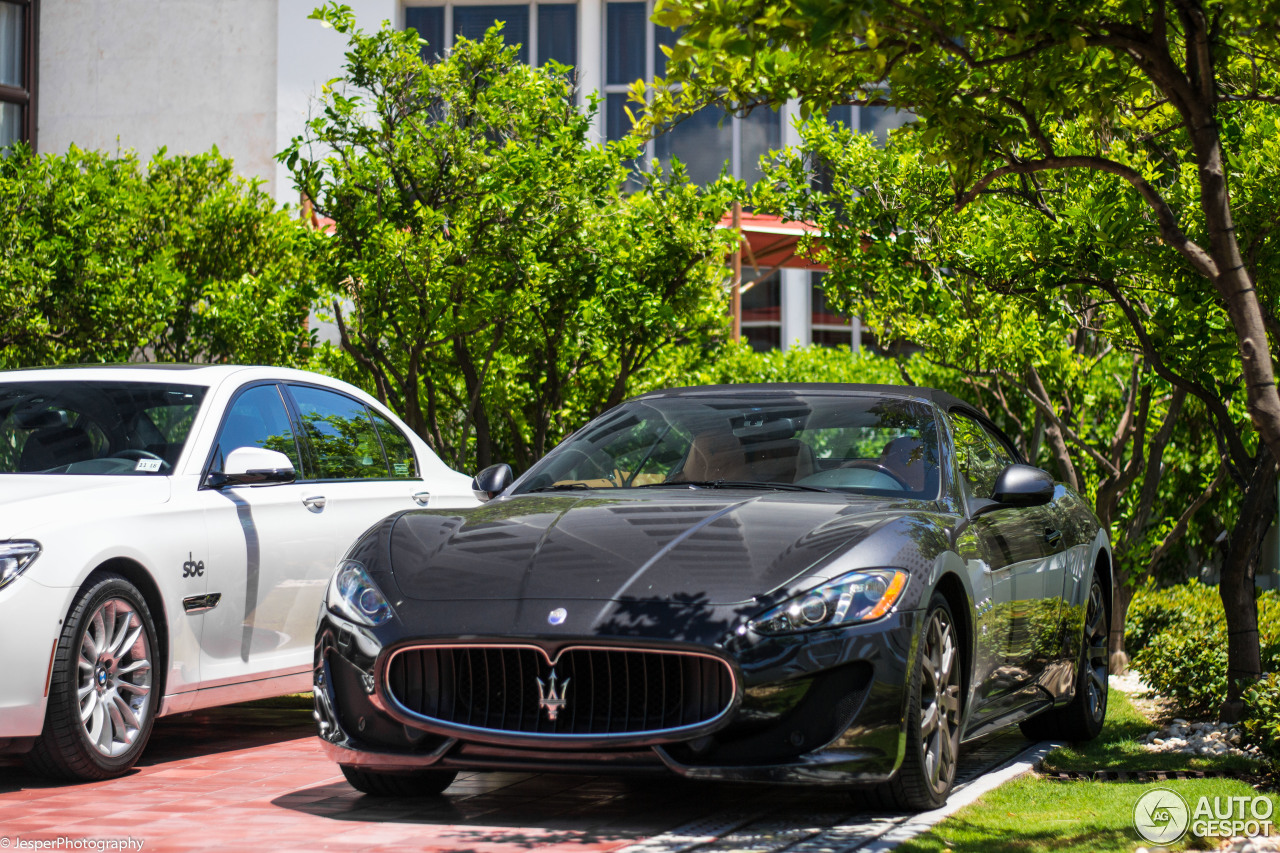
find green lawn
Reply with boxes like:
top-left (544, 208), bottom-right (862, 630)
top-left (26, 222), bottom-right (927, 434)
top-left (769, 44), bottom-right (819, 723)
top-left (898, 690), bottom-right (1277, 853)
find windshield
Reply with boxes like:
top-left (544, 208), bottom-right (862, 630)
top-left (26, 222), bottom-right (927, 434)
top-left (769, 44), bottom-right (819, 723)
top-left (515, 393), bottom-right (942, 499)
top-left (0, 381), bottom-right (207, 475)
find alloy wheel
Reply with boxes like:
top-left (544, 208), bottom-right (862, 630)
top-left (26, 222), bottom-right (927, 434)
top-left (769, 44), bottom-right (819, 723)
top-left (919, 607), bottom-right (961, 795)
top-left (77, 597), bottom-right (153, 758)
top-left (1083, 582), bottom-right (1108, 722)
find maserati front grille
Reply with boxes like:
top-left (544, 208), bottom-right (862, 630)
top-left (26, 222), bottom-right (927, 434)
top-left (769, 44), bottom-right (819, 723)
top-left (384, 644), bottom-right (735, 737)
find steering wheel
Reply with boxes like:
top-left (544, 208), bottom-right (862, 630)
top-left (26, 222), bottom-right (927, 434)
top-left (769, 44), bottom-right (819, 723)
top-left (110, 448), bottom-right (171, 472)
top-left (838, 460), bottom-right (912, 490)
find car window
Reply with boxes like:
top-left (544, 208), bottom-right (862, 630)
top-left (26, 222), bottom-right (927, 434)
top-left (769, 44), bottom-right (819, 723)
top-left (369, 410), bottom-right (419, 479)
top-left (949, 412), bottom-right (1005, 501)
top-left (288, 385), bottom-right (389, 480)
top-left (210, 385), bottom-right (302, 473)
top-left (0, 381), bottom-right (206, 475)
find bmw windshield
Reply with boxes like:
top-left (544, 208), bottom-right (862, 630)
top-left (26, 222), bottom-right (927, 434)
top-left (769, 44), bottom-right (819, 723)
top-left (515, 393), bottom-right (942, 499)
top-left (0, 381), bottom-right (207, 475)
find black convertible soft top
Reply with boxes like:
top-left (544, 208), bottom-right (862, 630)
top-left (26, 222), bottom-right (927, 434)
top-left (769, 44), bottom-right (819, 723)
top-left (631, 383), bottom-right (984, 421)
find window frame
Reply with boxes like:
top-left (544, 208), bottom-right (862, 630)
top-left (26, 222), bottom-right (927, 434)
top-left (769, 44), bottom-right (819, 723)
top-left (402, 0), bottom-right (576, 67)
top-left (0, 0), bottom-right (37, 150)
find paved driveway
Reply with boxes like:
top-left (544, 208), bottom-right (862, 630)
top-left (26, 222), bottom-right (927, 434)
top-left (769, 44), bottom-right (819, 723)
top-left (0, 702), bottom-right (1031, 853)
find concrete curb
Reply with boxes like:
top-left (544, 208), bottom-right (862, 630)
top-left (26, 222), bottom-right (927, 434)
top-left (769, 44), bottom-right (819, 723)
top-left (858, 739), bottom-right (1065, 852)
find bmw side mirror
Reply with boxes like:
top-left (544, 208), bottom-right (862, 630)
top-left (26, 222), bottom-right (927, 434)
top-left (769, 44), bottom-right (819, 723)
top-left (990, 464), bottom-right (1055, 507)
top-left (472, 463), bottom-right (513, 502)
top-left (206, 447), bottom-right (296, 488)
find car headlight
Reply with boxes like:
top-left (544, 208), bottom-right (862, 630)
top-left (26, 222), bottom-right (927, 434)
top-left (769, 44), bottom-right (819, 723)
top-left (327, 560), bottom-right (394, 627)
top-left (750, 569), bottom-right (908, 635)
top-left (0, 541), bottom-right (42, 591)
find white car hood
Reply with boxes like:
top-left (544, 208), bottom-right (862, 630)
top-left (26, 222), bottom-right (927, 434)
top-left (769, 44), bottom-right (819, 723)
top-left (0, 475), bottom-right (172, 539)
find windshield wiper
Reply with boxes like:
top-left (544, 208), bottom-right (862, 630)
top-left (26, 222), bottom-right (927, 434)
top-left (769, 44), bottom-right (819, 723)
top-left (634, 480), bottom-right (834, 493)
top-left (526, 482), bottom-right (594, 492)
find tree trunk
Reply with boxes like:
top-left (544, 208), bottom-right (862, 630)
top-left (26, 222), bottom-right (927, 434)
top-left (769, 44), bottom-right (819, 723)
top-left (1109, 574), bottom-right (1136, 675)
top-left (1219, 449), bottom-right (1275, 720)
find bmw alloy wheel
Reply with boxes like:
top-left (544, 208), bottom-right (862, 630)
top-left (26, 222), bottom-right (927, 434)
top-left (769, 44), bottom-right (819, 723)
top-left (77, 597), bottom-right (153, 758)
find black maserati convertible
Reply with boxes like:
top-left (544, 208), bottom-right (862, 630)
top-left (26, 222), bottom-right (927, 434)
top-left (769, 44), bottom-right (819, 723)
top-left (313, 384), bottom-right (1112, 809)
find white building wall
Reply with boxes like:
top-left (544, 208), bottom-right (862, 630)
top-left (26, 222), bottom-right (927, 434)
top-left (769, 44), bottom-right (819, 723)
top-left (274, 0), bottom-right (396, 205)
top-left (38, 0), bottom-right (279, 194)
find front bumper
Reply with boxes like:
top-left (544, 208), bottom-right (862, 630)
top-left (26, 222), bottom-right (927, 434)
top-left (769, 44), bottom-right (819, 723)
top-left (0, 575), bottom-right (72, 744)
top-left (314, 606), bottom-right (920, 786)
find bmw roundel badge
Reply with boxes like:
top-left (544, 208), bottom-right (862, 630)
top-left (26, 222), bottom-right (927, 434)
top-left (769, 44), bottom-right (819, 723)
top-left (548, 607), bottom-right (567, 625)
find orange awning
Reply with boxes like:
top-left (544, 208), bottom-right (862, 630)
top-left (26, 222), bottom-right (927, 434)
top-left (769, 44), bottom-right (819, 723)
top-left (718, 211), bottom-right (828, 272)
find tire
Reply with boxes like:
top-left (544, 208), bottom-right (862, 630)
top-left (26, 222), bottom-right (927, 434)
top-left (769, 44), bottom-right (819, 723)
top-left (25, 573), bottom-right (159, 781)
top-left (341, 765), bottom-right (458, 797)
top-left (869, 593), bottom-right (963, 811)
top-left (1019, 575), bottom-right (1109, 742)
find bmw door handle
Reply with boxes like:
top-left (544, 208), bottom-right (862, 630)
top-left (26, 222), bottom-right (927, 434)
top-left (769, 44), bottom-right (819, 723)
top-left (411, 491), bottom-right (431, 506)
top-left (1044, 528), bottom-right (1063, 547)
top-left (303, 495), bottom-right (327, 512)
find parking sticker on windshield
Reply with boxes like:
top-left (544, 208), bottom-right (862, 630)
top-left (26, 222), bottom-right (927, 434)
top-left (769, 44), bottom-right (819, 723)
top-left (135, 458), bottom-right (163, 472)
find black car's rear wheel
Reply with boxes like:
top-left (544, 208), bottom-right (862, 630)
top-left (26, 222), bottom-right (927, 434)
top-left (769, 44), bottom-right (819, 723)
top-left (1019, 575), bottom-right (1109, 742)
top-left (341, 765), bottom-right (458, 797)
top-left (869, 593), bottom-right (962, 811)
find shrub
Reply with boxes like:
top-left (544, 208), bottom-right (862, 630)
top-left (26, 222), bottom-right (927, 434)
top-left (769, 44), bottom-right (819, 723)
top-left (1128, 581), bottom-right (1280, 720)
top-left (1241, 672), bottom-right (1280, 764)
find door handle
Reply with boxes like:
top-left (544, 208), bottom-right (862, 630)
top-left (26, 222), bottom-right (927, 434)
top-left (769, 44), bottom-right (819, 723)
top-left (411, 491), bottom-right (431, 506)
top-left (1044, 528), bottom-right (1063, 546)
top-left (303, 495), bottom-right (327, 512)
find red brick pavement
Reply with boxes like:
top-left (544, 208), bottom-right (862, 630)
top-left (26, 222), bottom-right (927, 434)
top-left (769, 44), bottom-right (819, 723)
top-left (0, 703), bottom-right (783, 853)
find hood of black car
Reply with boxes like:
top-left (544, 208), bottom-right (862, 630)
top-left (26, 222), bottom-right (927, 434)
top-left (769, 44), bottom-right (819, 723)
top-left (386, 490), bottom-right (930, 605)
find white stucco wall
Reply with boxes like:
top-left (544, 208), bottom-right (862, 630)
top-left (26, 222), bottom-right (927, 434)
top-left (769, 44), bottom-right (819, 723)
top-left (275, 0), bottom-right (396, 205)
top-left (38, 0), bottom-right (280, 194)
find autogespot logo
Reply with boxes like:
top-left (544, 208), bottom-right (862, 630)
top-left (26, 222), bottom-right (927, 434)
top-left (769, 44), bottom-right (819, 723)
top-left (1134, 788), bottom-right (1191, 844)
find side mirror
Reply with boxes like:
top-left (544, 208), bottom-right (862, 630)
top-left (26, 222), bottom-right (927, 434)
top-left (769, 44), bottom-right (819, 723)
top-left (472, 463), bottom-right (513, 502)
top-left (207, 447), bottom-right (296, 488)
top-left (989, 463), bottom-right (1055, 508)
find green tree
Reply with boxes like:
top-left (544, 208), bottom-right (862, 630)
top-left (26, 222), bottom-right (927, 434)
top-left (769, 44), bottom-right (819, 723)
top-left (283, 4), bottom-right (735, 472)
top-left (754, 114), bottom-right (1268, 706)
top-left (0, 145), bottom-right (320, 367)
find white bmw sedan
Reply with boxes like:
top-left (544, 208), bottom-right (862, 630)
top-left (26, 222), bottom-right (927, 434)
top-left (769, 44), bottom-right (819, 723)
top-left (0, 364), bottom-right (476, 780)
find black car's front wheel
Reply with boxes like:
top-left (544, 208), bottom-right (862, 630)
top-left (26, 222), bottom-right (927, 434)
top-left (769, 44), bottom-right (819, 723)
top-left (341, 765), bottom-right (458, 797)
top-left (871, 593), bottom-right (963, 811)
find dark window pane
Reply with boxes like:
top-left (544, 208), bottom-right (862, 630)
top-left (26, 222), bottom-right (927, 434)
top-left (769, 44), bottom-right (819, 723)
top-left (606, 92), bottom-right (633, 141)
top-left (744, 326), bottom-right (781, 352)
top-left (812, 327), bottom-right (853, 348)
top-left (811, 276), bottom-right (849, 328)
top-left (825, 104), bottom-right (852, 127)
top-left (370, 411), bottom-right (419, 479)
top-left (0, 101), bottom-right (18, 151)
top-left (538, 4), bottom-right (577, 68)
top-left (653, 24), bottom-right (679, 77)
top-left (0, 2), bottom-right (22, 89)
top-left (741, 270), bottom-right (780, 322)
top-left (454, 5), bottom-right (529, 64)
top-left (214, 385), bottom-right (301, 474)
top-left (606, 2), bottom-right (646, 85)
top-left (405, 7), bottom-right (445, 61)
top-left (860, 105), bottom-right (915, 144)
top-left (740, 108), bottom-right (781, 186)
top-left (289, 385), bottom-right (390, 480)
top-left (654, 105), bottom-right (732, 185)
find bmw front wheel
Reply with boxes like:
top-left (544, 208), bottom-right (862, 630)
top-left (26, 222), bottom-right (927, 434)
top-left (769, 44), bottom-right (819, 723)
top-left (26, 573), bottom-right (159, 781)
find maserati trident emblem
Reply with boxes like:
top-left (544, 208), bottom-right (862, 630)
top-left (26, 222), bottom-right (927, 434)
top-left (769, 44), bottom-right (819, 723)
top-left (537, 670), bottom-right (570, 721)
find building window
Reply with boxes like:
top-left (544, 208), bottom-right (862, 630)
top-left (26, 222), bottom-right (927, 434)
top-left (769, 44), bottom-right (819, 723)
top-left (741, 269), bottom-right (781, 351)
top-left (604, 0), bottom-right (779, 186)
top-left (404, 2), bottom-right (577, 68)
top-left (0, 0), bottom-right (35, 152)
top-left (810, 275), bottom-right (854, 348)
top-left (826, 102), bottom-right (915, 145)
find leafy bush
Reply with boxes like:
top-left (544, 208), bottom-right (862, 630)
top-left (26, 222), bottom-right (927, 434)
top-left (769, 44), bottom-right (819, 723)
top-left (1128, 581), bottom-right (1280, 719)
top-left (1241, 672), bottom-right (1280, 763)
